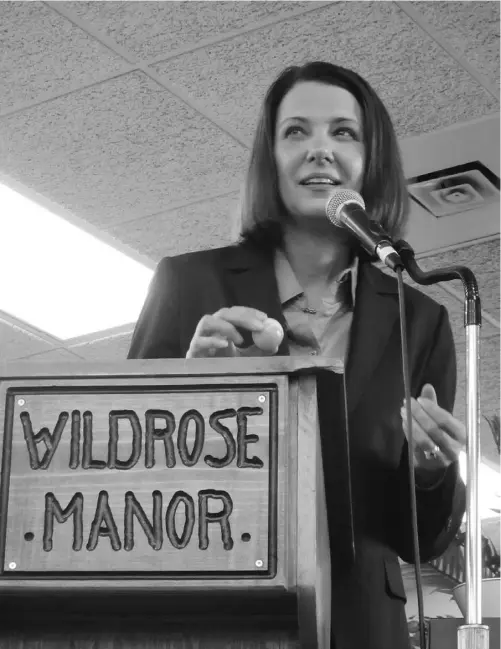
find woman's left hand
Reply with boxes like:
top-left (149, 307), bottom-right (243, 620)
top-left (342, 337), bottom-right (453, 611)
top-left (400, 383), bottom-right (466, 472)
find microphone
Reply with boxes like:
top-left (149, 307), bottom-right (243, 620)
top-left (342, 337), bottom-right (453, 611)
top-left (325, 189), bottom-right (404, 271)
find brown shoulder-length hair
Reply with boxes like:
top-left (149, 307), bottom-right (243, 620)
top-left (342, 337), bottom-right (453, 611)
top-left (237, 61), bottom-right (410, 251)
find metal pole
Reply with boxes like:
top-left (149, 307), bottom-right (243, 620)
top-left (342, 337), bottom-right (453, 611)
top-left (457, 324), bottom-right (489, 649)
top-left (387, 239), bottom-right (490, 648)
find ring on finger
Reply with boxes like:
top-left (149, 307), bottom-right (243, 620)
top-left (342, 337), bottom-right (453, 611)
top-left (424, 444), bottom-right (441, 460)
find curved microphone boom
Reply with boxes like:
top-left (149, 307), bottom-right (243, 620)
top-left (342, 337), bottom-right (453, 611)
top-left (325, 189), bottom-right (403, 271)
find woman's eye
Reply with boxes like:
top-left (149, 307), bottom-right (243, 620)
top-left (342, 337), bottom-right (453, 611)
top-left (335, 127), bottom-right (359, 140)
top-left (284, 126), bottom-right (304, 137)
top-left (284, 126), bottom-right (359, 140)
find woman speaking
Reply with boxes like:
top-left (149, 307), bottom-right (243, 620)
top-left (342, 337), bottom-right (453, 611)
top-left (128, 61), bottom-right (466, 649)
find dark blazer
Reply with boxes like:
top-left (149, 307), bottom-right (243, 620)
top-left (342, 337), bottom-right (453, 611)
top-left (128, 241), bottom-right (466, 649)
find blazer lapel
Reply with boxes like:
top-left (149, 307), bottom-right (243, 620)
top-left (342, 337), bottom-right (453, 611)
top-left (219, 245), bottom-right (400, 398)
top-left (345, 262), bottom-right (400, 413)
top-left (220, 243), bottom-right (290, 355)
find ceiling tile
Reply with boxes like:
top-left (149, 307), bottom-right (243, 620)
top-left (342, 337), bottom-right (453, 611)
top-left (152, 2), bottom-right (498, 141)
top-left (411, 1), bottom-right (500, 91)
top-left (413, 282), bottom-right (496, 348)
top-left (454, 332), bottom-right (500, 424)
top-left (0, 1), bottom-right (127, 113)
top-left (479, 333), bottom-right (500, 416)
top-left (0, 71), bottom-right (248, 227)
top-left (377, 263), bottom-right (498, 423)
top-left (63, 1), bottom-right (325, 61)
top-left (109, 192), bottom-right (242, 261)
top-left (378, 270), bottom-right (499, 424)
top-left (379, 241), bottom-right (500, 424)
top-left (0, 318), bottom-right (56, 361)
top-left (419, 239), bottom-right (500, 325)
top-left (16, 347), bottom-right (85, 362)
top-left (69, 332), bottom-right (133, 361)
top-left (379, 265), bottom-right (498, 344)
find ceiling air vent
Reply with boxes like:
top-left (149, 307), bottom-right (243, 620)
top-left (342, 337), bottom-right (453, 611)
top-left (407, 161), bottom-right (500, 218)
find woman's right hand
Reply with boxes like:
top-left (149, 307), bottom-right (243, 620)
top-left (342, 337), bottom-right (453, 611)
top-left (186, 307), bottom-right (269, 358)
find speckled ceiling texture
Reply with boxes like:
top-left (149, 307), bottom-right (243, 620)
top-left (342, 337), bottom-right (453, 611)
top-left (0, 1), bottom-right (499, 429)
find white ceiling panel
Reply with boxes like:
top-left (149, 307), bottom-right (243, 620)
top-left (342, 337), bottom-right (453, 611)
top-left (0, 1), bottom-right (128, 113)
top-left (68, 331), bottom-right (133, 361)
top-left (379, 239), bottom-right (500, 341)
top-left (0, 70), bottom-right (248, 227)
top-left (401, 115), bottom-right (500, 180)
top-left (399, 115), bottom-right (500, 255)
top-left (454, 331), bottom-right (500, 424)
top-left (15, 347), bottom-right (85, 362)
top-left (152, 2), bottom-right (498, 141)
top-left (381, 270), bottom-right (498, 350)
top-left (477, 333), bottom-right (500, 421)
top-left (410, 0), bottom-right (500, 91)
top-left (399, 240), bottom-right (500, 424)
top-left (62, 1), bottom-right (326, 62)
top-left (419, 239), bottom-right (500, 325)
top-left (0, 317), bottom-right (59, 361)
top-left (110, 191), bottom-right (242, 261)
top-left (0, 0), bottom-right (498, 411)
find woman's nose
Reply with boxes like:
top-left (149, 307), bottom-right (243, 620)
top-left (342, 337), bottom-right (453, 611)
top-left (306, 147), bottom-right (335, 163)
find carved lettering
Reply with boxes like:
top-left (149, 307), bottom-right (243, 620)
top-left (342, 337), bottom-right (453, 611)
top-left (236, 407), bottom-right (264, 468)
top-left (206, 409), bottom-right (237, 468)
top-left (23, 399), bottom-right (265, 558)
top-left (165, 490), bottom-right (195, 549)
top-left (69, 410), bottom-right (81, 469)
top-left (82, 411), bottom-right (106, 470)
top-left (144, 409), bottom-right (176, 468)
top-left (22, 406), bottom-right (264, 470)
top-left (21, 411), bottom-right (68, 470)
top-left (108, 410), bottom-right (142, 470)
top-left (86, 491), bottom-right (121, 551)
top-left (41, 489), bottom-right (235, 553)
top-left (124, 490), bottom-right (162, 551)
top-left (198, 490), bottom-right (234, 551)
top-left (43, 492), bottom-right (83, 551)
top-left (177, 410), bottom-right (204, 467)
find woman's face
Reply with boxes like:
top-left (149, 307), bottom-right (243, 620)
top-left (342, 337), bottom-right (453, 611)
top-left (274, 81), bottom-right (365, 225)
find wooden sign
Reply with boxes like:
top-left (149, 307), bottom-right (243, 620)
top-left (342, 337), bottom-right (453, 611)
top-left (1, 384), bottom-right (276, 576)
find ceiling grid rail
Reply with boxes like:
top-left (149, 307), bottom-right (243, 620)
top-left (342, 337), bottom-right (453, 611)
top-left (395, 1), bottom-right (500, 102)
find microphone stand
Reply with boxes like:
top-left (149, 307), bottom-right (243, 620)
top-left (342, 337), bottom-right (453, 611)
top-left (394, 240), bottom-right (489, 649)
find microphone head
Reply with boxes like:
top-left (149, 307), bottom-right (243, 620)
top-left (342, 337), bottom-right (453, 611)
top-left (325, 189), bottom-right (366, 226)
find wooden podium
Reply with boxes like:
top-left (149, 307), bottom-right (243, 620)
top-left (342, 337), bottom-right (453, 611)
top-left (0, 357), bottom-right (347, 648)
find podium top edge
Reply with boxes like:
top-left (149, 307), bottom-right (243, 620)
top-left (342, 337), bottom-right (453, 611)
top-left (0, 356), bottom-right (344, 380)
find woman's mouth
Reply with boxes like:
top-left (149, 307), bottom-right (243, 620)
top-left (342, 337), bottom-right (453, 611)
top-left (301, 182), bottom-right (340, 191)
top-left (299, 176), bottom-right (342, 190)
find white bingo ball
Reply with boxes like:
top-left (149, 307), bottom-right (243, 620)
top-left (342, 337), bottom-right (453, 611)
top-left (252, 318), bottom-right (284, 354)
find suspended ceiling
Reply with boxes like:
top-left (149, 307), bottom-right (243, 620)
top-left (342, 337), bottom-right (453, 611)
top-left (0, 1), bottom-right (498, 429)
